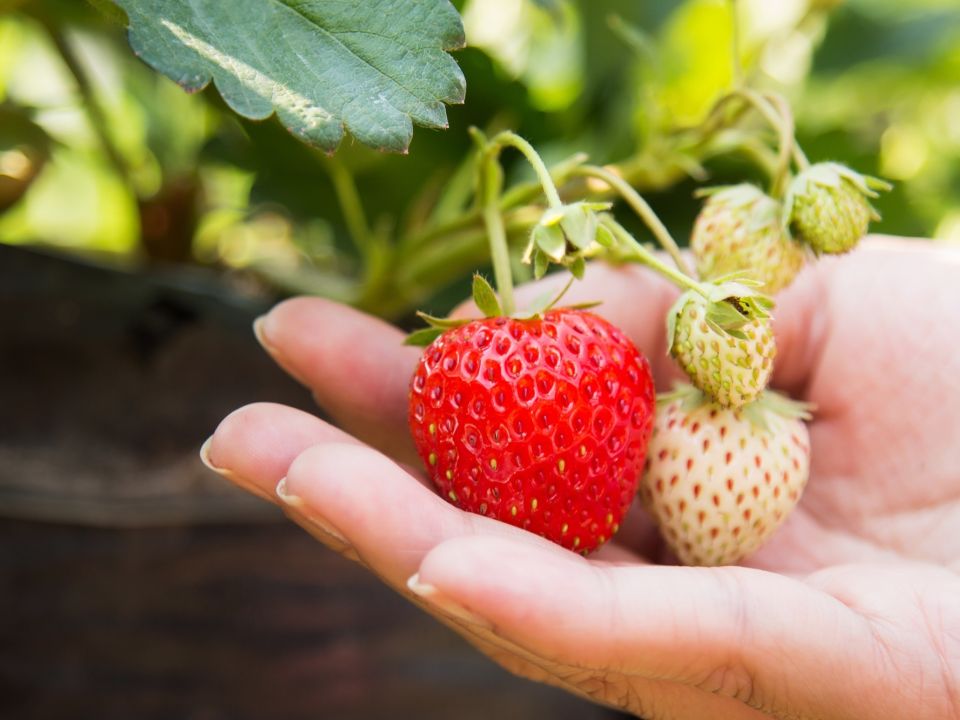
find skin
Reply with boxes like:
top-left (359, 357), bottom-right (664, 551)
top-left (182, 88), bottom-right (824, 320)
top-left (203, 237), bottom-right (960, 720)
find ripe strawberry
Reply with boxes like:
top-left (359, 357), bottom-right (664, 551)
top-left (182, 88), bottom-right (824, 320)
top-left (691, 184), bottom-right (806, 294)
top-left (667, 284), bottom-right (775, 408)
top-left (408, 309), bottom-right (655, 554)
top-left (639, 385), bottom-right (811, 566)
top-left (784, 162), bottom-right (891, 255)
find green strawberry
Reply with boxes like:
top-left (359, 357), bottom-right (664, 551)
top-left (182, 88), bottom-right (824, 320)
top-left (784, 162), bottom-right (891, 255)
top-left (639, 385), bottom-right (811, 566)
top-left (667, 283), bottom-right (775, 409)
top-left (691, 184), bottom-right (806, 294)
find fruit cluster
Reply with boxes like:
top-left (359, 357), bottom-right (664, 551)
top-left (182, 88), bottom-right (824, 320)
top-left (405, 91), bottom-right (888, 564)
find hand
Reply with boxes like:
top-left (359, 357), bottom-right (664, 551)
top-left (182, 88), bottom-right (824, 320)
top-left (202, 237), bottom-right (960, 720)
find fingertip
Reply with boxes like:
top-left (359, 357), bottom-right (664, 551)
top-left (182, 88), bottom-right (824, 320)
top-left (284, 441), bottom-right (366, 500)
top-left (417, 535), bottom-right (589, 613)
top-left (207, 402), bottom-right (351, 496)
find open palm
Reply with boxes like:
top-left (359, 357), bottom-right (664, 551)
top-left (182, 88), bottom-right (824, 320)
top-left (204, 238), bottom-right (960, 719)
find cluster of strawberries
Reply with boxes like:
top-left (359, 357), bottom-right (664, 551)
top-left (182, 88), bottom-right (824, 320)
top-left (406, 124), bottom-right (888, 565)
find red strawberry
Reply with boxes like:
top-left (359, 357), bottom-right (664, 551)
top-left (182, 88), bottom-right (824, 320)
top-left (408, 309), bottom-right (655, 554)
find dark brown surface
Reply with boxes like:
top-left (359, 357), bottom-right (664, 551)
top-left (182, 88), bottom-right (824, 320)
top-left (0, 519), bottom-right (622, 720)
top-left (0, 246), bottom-right (626, 720)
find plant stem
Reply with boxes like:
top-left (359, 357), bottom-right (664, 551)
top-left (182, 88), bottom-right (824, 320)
top-left (322, 155), bottom-right (376, 259)
top-left (729, 0), bottom-right (743, 86)
top-left (41, 17), bottom-right (130, 186)
top-left (728, 88), bottom-right (801, 196)
top-left (573, 164), bottom-right (692, 276)
top-left (487, 131), bottom-right (564, 208)
top-left (602, 218), bottom-right (707, 298)
top-left (478, 150), bottom-right (515, 315)
top-left (764, 92), bottom-right (810, 170)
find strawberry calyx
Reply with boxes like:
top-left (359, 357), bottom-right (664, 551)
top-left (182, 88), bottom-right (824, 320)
top-left (665, 280), bottom-right (773, 347)
top-left (404, 273), bottom-right (602, 347)
top-left (658, 382), bottom-right (814, 433)
top-left (783, 162), bottom-right (893, 255)
top-left (524, 201), bottom-right (613, 281)
top-left (666, 282), bottom-right (776, 407)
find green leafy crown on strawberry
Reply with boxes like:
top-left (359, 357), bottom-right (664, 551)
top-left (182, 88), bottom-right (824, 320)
top-left (784, 162), bottom-right (892, 255)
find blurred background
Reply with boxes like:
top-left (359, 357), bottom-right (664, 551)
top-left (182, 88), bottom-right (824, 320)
top-left (1, 0), bottom-right (959, 717)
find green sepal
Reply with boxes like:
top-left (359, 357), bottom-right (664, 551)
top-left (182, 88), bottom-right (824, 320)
top-left (664, 291), bottom-right (688, 355)
top-left (595, 222), bottom-right (616, 249)
top-left (782, 162), bottom-right (891, 239)
top-left (742, 390), bottom-right (815, 432)
top-left (533, 223), bottom-right (566, 261)
top-left (540, 206), bottom-right (566, 227)
top-left (533, 248), bottom-right (549, 279)
top-left (659, 383), bottom-right (814, 433)
top-left (560, 205), bottom-right (597, 250)
top-left (472, 273), bottom-right (503, 318)
top-left (568, 254), bottom-right (586, 279)
top-left (665, 282), bottom-right (774, 354)
top-left (565, 300), bottom-right (602, 310)
top-left (513, 276), bottom-right (601, 320)
top-left (415, 311), bottom-right (471, 329)
top-left (655, 382), bottom-right (707, 411)
top-left (403, 327), bottom-right (445, 347)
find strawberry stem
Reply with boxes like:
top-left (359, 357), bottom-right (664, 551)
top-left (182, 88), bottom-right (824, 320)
top-left (727, 88), bottom-right (810, 195)
top-left (487, 131), bottom-right (565, 209)
top-left (601, 217), bottom-right (709, 299)
top-left (763, 92), bottom-right (810, 170)
top-left (729, 0), bottom-right (743, 87)
top-left (573, 164), bottom-right (692, 276)
top-left (477, 144), bottom-right (516, 315)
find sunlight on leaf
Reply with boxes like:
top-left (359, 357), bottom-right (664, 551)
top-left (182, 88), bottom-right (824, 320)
top-left (115, 0), bottom-right (466, 152)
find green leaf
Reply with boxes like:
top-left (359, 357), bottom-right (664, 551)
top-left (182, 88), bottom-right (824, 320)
top-left (403, 327), bottom-right (445, 347)
top-left (114, 0), bottom-right (466, 153)
top-left (533, 223), bottom-right (566, 261)
top-left (472, 274), bottom-right (503, 317)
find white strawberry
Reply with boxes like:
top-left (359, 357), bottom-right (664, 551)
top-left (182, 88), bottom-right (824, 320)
top-left (639, 384), bottom-right (811, 566)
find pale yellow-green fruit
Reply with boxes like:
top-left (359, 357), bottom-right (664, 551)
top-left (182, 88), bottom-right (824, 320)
top-left (669, 291), bottom-right (775, 409)
top-left (691, 184), bottom-right (806, 294)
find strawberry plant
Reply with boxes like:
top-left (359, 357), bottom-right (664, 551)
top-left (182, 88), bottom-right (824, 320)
top-left (3, 1), bottom-right (895, 563)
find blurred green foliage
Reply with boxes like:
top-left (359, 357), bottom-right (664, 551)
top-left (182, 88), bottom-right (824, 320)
top-left (1, 0), bottom-right (958, 320)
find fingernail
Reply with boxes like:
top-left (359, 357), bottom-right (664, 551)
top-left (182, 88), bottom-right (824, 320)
top-left (252, 315), bottom-right (273, 352)
top-left (276, 478), bottom-right (350, 545)
top-left (407, 573), bottom-right (492, 629)
top-left (199, 436), bottom-right (275, 503)
top-left (253, 315), bottom-right (310, 386)
top-left (199, 436), bottom-right (234, 478)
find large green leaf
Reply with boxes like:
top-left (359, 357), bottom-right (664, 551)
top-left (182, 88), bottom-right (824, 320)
top-left (113, 0), bottom-right (466, 153)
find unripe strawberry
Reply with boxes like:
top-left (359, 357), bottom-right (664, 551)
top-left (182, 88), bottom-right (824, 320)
top-left (640, 385), bottom-right (811, 566)
top-left (691, 184), bottom-right (806, 294)
top-left (667, 284), bottom-right (775, 409)
top-left (784, 162), bottom-right (890, 255)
